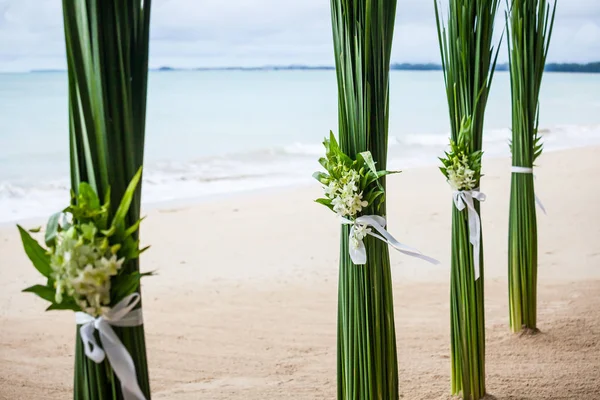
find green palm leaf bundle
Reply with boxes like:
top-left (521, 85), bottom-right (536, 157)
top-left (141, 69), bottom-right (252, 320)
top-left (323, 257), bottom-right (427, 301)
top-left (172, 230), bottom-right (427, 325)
top-left (506, 0), bottom-right (556, 333)
top-left (19, 1), bottom-right (153, 399)
top-left (435, 0), bottom-right (501, 398)
top-left (326, 0), bottom-right (398, 398)
top-left (65, 1), bottom-right (153, 397)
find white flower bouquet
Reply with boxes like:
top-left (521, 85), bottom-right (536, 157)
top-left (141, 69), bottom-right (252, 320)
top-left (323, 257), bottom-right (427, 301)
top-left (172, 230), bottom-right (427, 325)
top-left (18, 169), bottom-right (150, 400)
top-left (439, 118), bottom-right (483, 193)
top-left (315, 133), bottom-right (437, 265)
top-left (19, 169), bottom-right (147, 317)
top-left (314, 132), bottom-right (394, 257)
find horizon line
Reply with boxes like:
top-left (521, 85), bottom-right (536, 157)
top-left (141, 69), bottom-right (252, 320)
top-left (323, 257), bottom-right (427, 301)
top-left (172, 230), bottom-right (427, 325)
top-left (1, 61), bottom-right (598, 74)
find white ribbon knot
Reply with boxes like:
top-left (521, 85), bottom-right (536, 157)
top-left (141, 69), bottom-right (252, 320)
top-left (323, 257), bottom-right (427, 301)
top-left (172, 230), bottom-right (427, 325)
top-left (75, 293), bottom-right (147, 400)
top-left (341, 215), bottom-right (439, 265)
top-left (452, 189), bottom-right (486, 280)
top-left (511, 166), bottom-right (546, 214)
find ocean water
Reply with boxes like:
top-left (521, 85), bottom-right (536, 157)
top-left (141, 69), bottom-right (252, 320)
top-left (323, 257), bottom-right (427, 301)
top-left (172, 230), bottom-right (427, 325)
top-left (0, 70), bottom-right (599, 222)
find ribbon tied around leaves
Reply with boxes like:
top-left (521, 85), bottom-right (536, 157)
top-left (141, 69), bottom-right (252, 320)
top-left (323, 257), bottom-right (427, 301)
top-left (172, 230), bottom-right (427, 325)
top-left (452, 189), bottom-right (486, 280)
top-left (75, 293), bottom-right (147, 400)
top-left (341, 215), bottom-right (439, 265)
top-left (511, 166), bottom-right (546, 215)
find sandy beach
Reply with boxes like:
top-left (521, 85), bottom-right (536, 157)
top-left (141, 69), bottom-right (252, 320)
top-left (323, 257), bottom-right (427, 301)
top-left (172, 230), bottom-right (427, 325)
top-left (1, 146), bottom-right (599, 399)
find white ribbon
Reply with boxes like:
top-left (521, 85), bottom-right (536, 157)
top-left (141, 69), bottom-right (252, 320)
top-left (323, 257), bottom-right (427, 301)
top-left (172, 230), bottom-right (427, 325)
top-left (341, 215), bottom-right (439, 265)
top-left (75, 293), bottom-right (147, 400)
top-left (453, 190), bottom-right (486, 280)
top-left (511, 166), bottom-right (546, 215)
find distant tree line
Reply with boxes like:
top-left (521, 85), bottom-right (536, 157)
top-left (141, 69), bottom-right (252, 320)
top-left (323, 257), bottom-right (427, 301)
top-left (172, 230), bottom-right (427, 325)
top-left (35, 62), bottom-right (600, 74)
top-left (390, 62), bottom-right (600, 73)
top-left (543, 62), bottom-right (600, 73)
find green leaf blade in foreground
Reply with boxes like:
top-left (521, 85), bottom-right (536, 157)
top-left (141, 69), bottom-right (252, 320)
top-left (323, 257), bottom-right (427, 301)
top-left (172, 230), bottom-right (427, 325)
top-left (17, 225), bottom-right (52, 278)
top-left (112, 167), bottom-right (143, 234)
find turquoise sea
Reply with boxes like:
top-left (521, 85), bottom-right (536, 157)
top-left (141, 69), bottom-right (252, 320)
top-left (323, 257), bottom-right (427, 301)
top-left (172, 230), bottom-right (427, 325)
top-left (0, 70), bottom-right (599, 222)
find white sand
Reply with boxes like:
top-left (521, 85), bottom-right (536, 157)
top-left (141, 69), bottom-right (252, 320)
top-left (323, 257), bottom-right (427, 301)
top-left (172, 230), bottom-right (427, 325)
top-left (1, 146), bottom-right (599, 399)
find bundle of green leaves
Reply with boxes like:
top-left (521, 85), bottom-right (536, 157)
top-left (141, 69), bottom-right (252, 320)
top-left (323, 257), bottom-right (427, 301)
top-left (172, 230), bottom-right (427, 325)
top-left (506, 0), bottom-right (556, 334)
top-left (19, 169), bottom-right (149, 317)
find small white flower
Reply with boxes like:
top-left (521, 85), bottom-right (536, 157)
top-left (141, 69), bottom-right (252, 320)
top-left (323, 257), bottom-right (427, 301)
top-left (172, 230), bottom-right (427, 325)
top-left (55, 281), bottom-right (64, 304)
top-left (332, 196), bottom-right (349, 217)
top-left (346, 169), bottom-right (360, 184)
top-left (340, 182), bottom-right (356, 199)
top-left (348, 192), bottom-right (368, 216)
top-left (447, 154), bottom-right (476, 191)
top-left (350, 223), bottom-right (371, 249)
top-left (353, 224), bottom-right (372, 241)
top-left (324, 181), bottom-right (338, 198)
top-left (96, 254), bottom-right (124, 276)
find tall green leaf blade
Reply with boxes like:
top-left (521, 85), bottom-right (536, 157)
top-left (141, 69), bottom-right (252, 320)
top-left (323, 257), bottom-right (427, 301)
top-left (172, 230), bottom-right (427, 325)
top-left (112, 167), bottom-right (143, 233)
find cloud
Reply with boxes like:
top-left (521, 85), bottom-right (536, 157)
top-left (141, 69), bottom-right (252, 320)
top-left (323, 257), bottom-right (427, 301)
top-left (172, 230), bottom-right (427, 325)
top-left (0, 0), bottom-right (598, 72)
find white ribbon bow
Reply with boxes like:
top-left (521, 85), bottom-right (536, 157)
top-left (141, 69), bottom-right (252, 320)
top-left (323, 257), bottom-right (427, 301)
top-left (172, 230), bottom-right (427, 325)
top-left (341, 215), bottom-right (439, 265)
top-left (75, 293), bottom-right (146, 400)
top-left (453, 190), bottom-right (486, 280)
top-left (511, 166), bottom-right (546, 215)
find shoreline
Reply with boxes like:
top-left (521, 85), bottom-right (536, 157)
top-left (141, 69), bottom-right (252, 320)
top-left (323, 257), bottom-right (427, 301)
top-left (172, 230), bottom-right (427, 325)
top-left (0, 180), bottom-right (316, 229)
top-left (2, 142), bottom-right (599, 228)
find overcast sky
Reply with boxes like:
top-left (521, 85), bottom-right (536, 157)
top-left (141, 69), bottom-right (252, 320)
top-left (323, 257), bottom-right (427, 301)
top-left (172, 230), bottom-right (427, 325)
top-left (0, 0), bottom-right (598, 72)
